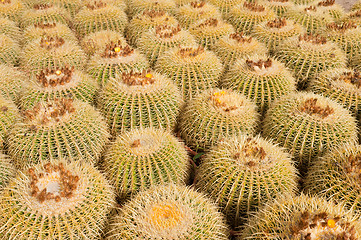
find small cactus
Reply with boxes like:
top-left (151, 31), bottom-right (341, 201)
top-left (138, 24), bottom-right (196, 66)
top-left (221, 55), bottom-right (297, 114)
top-left (99, 69), bottom-right (183, 135)
top-left (19, 66), bottom-right (98, 109)
top-left (23, 22), bottom-right (77, 44)
top-left (227, 2), bottom-right (276, 35)
top-left (196, 134), bottom-right (298, 227)
top-left (240, 194), bottom-right (361, 240)
top-left (87, 42), bottom-right (149, 87)
top-left (188, 18), bottom-right (235, 48)
top-left (0, 160), bottom-right (115, 239)
top-left (8, 98), bottom-right (110, 168)
top-left (106, 184), bottom-right (229, 240)
top-left (81, 30), bottom-right (127, 56)
top-left (262, 92), bottom-right (358, 170)
top-left (178, 88), bottom-right (259, 151)
top-left (0, 34), bottom-right (20, 66)
top-left (127, 0), bottom-right (177, 18)
top-left (155, 44), bottom-right (223, 101)
top-left (104, 128), bottom-right (190, 200)
top-left (0, 64), bottom-right (26, 102)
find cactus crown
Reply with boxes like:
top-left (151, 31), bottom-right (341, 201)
top-left (209, 90), bottom-right (241, 113)
top-left (344, 153), bottom-right (361, 182)
top-left (304, 5), bottom-right (317, 12)
top-left (197, 18), bottom-right (219, 28)
top-left (336, 70), bottom-right (361, 88)
top-left (36, 66), bottom-right (75, 88)
top-left (28, 162), bottom-right (80, 204)
top-left (246, 58), bottom-right (273, 70)
top-left (86, 1), bottom-right (107, 10)
top-left (317, 0), bottom-right (335, 6)
top-left (33, 3), bottom-right (53, 10)
top-left (298, 98), bottom-right (334, 118)
top-left (243, 2), bottom-right (265, 12)
top-left (350, 10), bottom-right (361, 17)
top-left (101, 41), bottom-right (134, 58)
top-left (34, 22), bottom-right (57, 29)
top-left (142, 9), bottom-right (166, 18)
top-left (291, 211), bottom-right (356, 240)
top-left (122, 69), bottom-right (155, 86)
top-left (233, 137), bottom-right (269, 169)
top-left (266, 18), bottom-right (287, 28)
top-left (327, 21), bottom-right (357, 32)
top-left (127, 131), bottom-right (163, 155)
top-left (229, 32), bottom-right (253, 43)
top-left (149, 201), bottom-right (185, 230)
top-left (299, 33), bottom-right (327, 44)
top-left (0, 0), bottom-right (11, 4)
top-left (155, 25), bottom-right (181, 38)
top-left (40, 36), bottom-right (65, 49)
top-left (190, 1), bottom-right (206, 8)
top-left (23, 98), bottom-right (75, 126)
top-left (267, 0), bottom-right (289, 3)
top-left (178, 46), bottom-right (204, 58)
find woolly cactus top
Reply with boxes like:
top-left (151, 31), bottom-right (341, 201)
top-left (121, 69), bottom-right (156, 86)
top-left (243, 55), bottom-right (286, 75)
top-left (299, 33), bottom-right (327, 44)
top-left (331, 69), bottom-right (361, 90)
top-left (177, 45), bottom-right (205, 59)
top-left (155, 24), bottom-right (182, 39)
top-left (0, 0), bottom-right (11, 4)
top-left (141, 9), bottom-right (167, 17)
top-left (32, 3), bottom-right (54, 10)
top-left (33, 21), bottom-right (57, 29)
top-left (229, 32), bottom-right (253, 43)
top-left (208, 90), bottom-right (246, 115)
top-left (194, 18), bottom-right (219, 28)
top-left (243, 2), bottom-right (266, 12)
top-left (85, 0), bottom-right (107, 10)
top-left (36, 66), bottom-right (76, 89)
top-left (343, 152), bottom-right (361, 183)
top-left (23, 98), bottom-right (75, 126)
top-left (298, 97), bottom-right (334, 119)
top-left (39, 35), bottom-right (65, 49)
top-left (126, 130), bottom-right (163, 156)
top-left (326, 21), bottom-right (358, 33)
top-left (101, 41), bottom-right (134, 58)
top-left (317, 0), bottom-right (335, 7)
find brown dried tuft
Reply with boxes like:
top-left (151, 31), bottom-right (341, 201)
top-left (327, 21), bottom-right (357, 32)
top-left (101, 42), bottom-right (134, 58)
top-left (268, 0), bottom-right (289, 2)
top-left (317, 0), bottom-right (334, 6)
top-left (0, 106), bottom-right (8, 112)
top-left (33, 22), bottom-right (57, 29)
top-left (36, 66), bottom-right (75, 88)
top-left (40, 36), bottom-right (65, 49)
top-left (243, 2), bottom-right (265, 12)
top-left (131, 139), bottom-right (141, 148)
top-left (304, 5), bottom-right (317, 11)
top-left (0, 0), bottom-right (11, 4)
top-left (28, 163), bottom-right (80, 204)
top-left (266, 18), bottom-right (287, 28)
top-left (298, 33), bottom-right (327, 44)
top-left (86, 1), bottom-right (107, 10)
top-left (210, 90), bottom-right (238, 112)
top-left (229, 32), bottom-right (253, 43)
top-left (246, 58), bottom-right (273, 70)
top-left (350, 10), bottom-right (361, 18)
top-left (33, 3), bottom-right (53, 10)
top-left (142, 9), bottom-right (166, 18)
top-left (299, 98), bottom-right (334, 118)
top-left (155, 24), bottom-right (181, 38)
top-left (178, 46), bottom-right (204, 58)
top-left (337, 70), bottom-right (361, 88)
top-left (197, 18), bottom-right (219, 28)
top-left (122, 69), bottom-right (155, 86)
top-left (190, 1), bottom-right (206, 8)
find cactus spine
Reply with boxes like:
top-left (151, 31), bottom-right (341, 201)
top-left (0, 34), bottom-right (19, 66)
top-left (178, 88), bottom-right (259, 151)
top-left (196, 135), bottom-right (298, 227)
top-left (0, 160), bottom-right (115, 239)
top-left (81, 30), bottom-right (127, 56)
top-left (155, 45), bottom-right (223, 101)
top-left (207, 0), bottom-right (244, 17)
top-left (0, 64), bottom-right (26, 102)
top-left (99, 70), bottom-right (182, 135)
top-left (106, 184), bottom-right (229, 240)
top-left (0, 153), bottom-right (14, 189)
top-left (0, 17), bottom-right (21, 42)
top-left (222, 55), bottom-right (297, 114)
top-left (0, 0), bottom-right (24, 21)
top-left (260, 0), bottom-right (295, 16)
top-left (127, 0), bottom-right (177, 17)
top-left (0, 95), bottom-right (20, 146)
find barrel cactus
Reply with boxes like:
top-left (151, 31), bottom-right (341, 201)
top-left (81, 30), bottom-right (127, 56)
top-left (0, 0), bottom-right (24, 21)
top-left (0, 95), bottom-right (20, 146)
top-left (0, 34), bottom-right (19, 66)
top-left (23, 22), bottom-right (77, 44)
top-left (127, 0), bottom-right (177, 17)
top-left (0, 64), bottom-right (26, 102)
top-left (0, 17), bottom-right (21, 42)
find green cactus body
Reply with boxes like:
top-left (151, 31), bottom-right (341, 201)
top-left (23, 22), bottom-right (77, 45)
top-left (99, 70), bottom-right (182, 135)
top-left (315, 0), bottom-right (345, 20)
top-left (292, 0), bottom-right (317, 5)
top-left (0, 0), bottom-right (24, 21)
top-left (0, 96), bottom-right (20, 146)
top-left (352, 0), bottom-right (361, 11)
top-left (126, 10), bottom-right (179, 47)
top-left (260, 0), bottom-right (295, 16)
top-left (138, 25), bottom-right (196, 66)
top-left (22, 36), bottom-right (87, 74)
top-left (19, 66), bottom-right (98, 109)
top-left (74, 2), bottom-right (128, 38)
top-left (20, 3), bottom-right (71, 29)
top-left (104, 128), bottom-right (190, 200)
top-left (284, 4), bottom-right (333, 33)
top-left (207, 0), bottom-right (244, 17)
top-left (240, 194), bottom-right (361, 240)
top-left (0, 160), bottom-right (115, 239)
top-left (222, 55), bottom-right (296, 114)
top-left (176, 1), bottom-right (222, 29)
top-left (8, 98), bottom-right (110, 168)
top-left (262, 92), bottom-right (358, 169)
top-left (0, 17), bottom-right (21, 42)
top-left (87, 43), bottom-right (149, 87)
top-left (308, 68), bottom-right (361, 117)
top-left (188, 18), bottom-right (235, 48)
top-left (0, 64), bottom-right (25, 102)
top-left (0, 34), bottom-right (19, 66)
top-left (81, 30), bottom-right (127, 56)
top-left (127, 0), bottom-right (177, 18)
top-left (227, 2), bottom-right (276, 35)
top-left (155, 45), bottom-right (223, 101)
top-left (196, 135), bottom-right (298, 227)
top-left (106, 184), bottom-right (229, 240)
top-left (0, 153), bottom-right (14, 189)
top-left (211, 32), bottom-right (268, 68)
top-left (178, 88), bottom-right (259, 151)
top-left (251, 17), bottom-right (305, 53)
top-left (274, 33), bottom-right (346, 86)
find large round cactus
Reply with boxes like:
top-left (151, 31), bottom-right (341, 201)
top-left (23, 22), bottom-right (77, 44)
